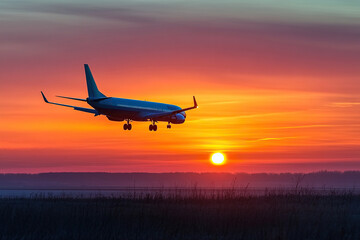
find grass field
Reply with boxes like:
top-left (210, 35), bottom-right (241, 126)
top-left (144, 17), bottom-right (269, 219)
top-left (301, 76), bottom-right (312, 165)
top-left (0, 189), bottom-right (359, 240)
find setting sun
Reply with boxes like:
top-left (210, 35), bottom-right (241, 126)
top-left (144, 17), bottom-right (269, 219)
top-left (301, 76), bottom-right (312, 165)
top-left (211, 153), bottom-right (226, 165)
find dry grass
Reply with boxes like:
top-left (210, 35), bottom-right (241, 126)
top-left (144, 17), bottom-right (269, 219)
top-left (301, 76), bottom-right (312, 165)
top-left (0, 188), bottom-right (359, 240)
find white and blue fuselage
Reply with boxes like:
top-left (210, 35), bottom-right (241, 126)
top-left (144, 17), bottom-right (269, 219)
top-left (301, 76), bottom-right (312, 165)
top-left (88, 97), bottom-right (186, 124)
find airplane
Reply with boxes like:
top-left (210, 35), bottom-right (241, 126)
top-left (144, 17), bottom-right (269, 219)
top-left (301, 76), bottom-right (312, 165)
top-left (41, 64), bottom-right (198, 131)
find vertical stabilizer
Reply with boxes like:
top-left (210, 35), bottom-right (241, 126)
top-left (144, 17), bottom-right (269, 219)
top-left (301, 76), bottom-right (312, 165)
top-left (84, 64), bottom-right (106, 99)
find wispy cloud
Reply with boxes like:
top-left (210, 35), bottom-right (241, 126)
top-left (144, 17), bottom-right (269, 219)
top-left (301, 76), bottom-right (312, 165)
top-left (200, 101), bottom-right (240, 106)
top-left (331, 102), bottom-right (360, 107)
top-left (263, 124), bottom-right (337, 130)
top-left (253, 137), bottom-right (299, 142)
top-left (188, 111), bottom-right (304, 123)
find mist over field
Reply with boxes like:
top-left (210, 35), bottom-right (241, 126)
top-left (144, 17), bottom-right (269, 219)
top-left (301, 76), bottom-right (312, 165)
top-left (1, 171), bottom-right (359, 189)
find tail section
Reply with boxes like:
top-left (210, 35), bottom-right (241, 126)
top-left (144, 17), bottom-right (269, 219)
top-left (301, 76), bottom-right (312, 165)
top-left (84, 64), bottom-right (106, 99)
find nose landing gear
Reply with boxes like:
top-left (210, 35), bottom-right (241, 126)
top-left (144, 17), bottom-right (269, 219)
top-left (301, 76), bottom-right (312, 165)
top-left (167, 122), bottom-right (171, 129)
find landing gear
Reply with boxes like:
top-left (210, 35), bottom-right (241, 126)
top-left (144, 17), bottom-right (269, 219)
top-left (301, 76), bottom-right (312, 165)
top-left (167, 123), bottom-right (171, 129)
top-left (149, 122), bottom-right (157, 131)
top-left (149, 124), bottom-right (157, 131)
top-left (123, 123), bottom-right (132, 130)
top-left (123, 120), bottom-right (132, 130)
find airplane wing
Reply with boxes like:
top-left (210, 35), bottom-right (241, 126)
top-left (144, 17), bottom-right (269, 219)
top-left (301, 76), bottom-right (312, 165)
top-left (41, 91), bottom-right (100, 115)
top-left (143, 96), bottom-right (198, 120)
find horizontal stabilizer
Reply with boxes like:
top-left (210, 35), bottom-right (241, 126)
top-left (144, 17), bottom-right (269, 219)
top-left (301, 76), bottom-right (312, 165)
top-left (56, 95), bottom-right (87, 102)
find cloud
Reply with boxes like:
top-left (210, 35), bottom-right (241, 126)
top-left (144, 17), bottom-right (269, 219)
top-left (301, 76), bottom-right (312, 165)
top-left (0, 1), bottom-right (158, 24)
top-left (331, 102), bottom-right (360, 108)
top-left (1, 2), bottom-right (360, 94)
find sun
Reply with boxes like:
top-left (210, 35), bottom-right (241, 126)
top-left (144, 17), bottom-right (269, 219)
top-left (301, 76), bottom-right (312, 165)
top-left (211, 152), bottom-right (226, 165)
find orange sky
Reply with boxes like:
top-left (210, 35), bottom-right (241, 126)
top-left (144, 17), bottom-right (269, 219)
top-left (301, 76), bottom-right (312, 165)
top-left (1, 1), bottom-right (360, 173)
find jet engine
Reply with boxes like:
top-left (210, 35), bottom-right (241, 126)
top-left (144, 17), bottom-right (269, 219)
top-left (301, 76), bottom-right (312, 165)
top-left (170, 113), bottom-right (185, 124)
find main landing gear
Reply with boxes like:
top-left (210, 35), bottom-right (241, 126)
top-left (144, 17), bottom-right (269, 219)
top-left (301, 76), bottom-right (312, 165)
top-left (123, 120), bottom-right (132, 130)
top-left (123, 120), bottom-right (172, 131)
top-left (149, 121), bottom-right (158, 131)
top-left (149, 124), bottom-right (157, 131)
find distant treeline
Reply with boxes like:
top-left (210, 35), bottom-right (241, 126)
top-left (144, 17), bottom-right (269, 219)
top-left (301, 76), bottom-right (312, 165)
top-left (0, 171), bottom-right (359, 189)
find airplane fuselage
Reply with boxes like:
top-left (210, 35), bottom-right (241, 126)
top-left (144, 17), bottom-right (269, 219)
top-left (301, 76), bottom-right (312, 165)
top-left (88, 97), bottom-right (186, 124)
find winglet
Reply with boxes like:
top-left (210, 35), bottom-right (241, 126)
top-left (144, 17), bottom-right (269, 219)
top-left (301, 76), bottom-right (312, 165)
top-left (41, 91), bottom-right (49, 103)
top-left (193, 96), bottom-right (198, 108)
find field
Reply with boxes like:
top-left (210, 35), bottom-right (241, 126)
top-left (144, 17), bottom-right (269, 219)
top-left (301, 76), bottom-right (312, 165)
top-left (0, 189), bottom-right (359, 240)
